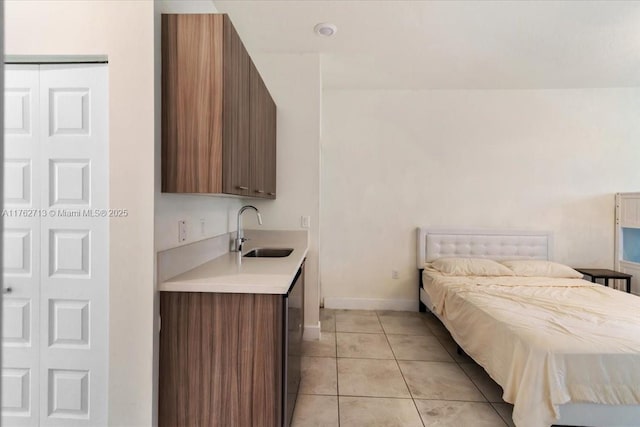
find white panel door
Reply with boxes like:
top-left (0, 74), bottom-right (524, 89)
top-left (3, 65), bottom-right (41, 427)
top-left (3, 64), bottom-right (108, 427)
top-left (38, 65), bottom-right (108, 427)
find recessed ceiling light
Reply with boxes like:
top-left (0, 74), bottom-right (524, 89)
top-left (314, 23), bottom-right (337, 37)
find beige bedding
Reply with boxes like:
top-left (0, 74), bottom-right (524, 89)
top-left (422, 267), bottom-right (640, 427)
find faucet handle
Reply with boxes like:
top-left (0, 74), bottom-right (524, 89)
top-left (237, 236), bottom-right (251, 252)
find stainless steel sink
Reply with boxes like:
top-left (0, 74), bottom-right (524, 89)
top-left (243, 248), bottom-right (294, 258)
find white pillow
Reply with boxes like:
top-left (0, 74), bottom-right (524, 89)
top-left (431, 257), bottom-right (515, 277)
top-left (500, 260), bottom-right (583, 278)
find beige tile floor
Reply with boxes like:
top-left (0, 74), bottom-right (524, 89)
top-left (292, 309), bottom-right (513, 427)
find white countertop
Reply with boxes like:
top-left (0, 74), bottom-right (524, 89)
top-left (158, 229), bottom-right (309, 294)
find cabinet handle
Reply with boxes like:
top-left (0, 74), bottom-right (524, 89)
top-left (268, 192), bottom-right (275, 196)
top-left (255, 190), bottom-right (265, 194)
top-left (237, 186), bottom-right (249, 190)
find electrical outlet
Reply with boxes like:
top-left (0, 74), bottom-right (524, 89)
top-left (200, 218), bottom-right (206, 236)
top-left (178, 220), bottom-right (187, 242)
top-left (391, 270), bottom-right (399, 279)
top-left (301, 216), bottom-right (311, 228)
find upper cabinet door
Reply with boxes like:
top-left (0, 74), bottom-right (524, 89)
top-left (250, 68), bottom-right (277, 199)
top-left (265, 90), bottom-right (277, 199)
top-left (162, 14), bottom-right (224, 193)
top-left (221, 15), bottom-right (251, 197)
top-left (250, 63), bottom-right (267, 197)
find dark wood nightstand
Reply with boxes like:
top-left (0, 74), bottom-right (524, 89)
top-left (574, 268), bottom-right (632, 293)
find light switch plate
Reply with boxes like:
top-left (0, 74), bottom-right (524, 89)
top-left (301, 216), bottom-right (311, 228)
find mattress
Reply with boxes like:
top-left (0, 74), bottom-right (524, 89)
top-left (421, 268), bottom-right (640, 427)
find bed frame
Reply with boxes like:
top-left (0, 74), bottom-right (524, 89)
top-left (416, 227), bottom-right (640, 427)
top-left (417, 228), bottom-right (551, 312)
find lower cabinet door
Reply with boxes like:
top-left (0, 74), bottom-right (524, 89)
top-left (159, 292), bottom-right (283, 427)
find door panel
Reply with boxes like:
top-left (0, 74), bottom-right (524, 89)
top-left (2, 368), bottom-right (31, 417)
top-left (38, 64), bottom-right (108, 427)
top-left (4, 160), bottom-right (32, 205)
top-left (3, 65), bottom-right (41, 427)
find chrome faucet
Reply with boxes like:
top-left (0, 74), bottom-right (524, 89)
top-left (234, 205), bottom-right (262, 252)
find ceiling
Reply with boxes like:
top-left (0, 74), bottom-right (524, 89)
top-left (214, 1), bottom-right (640, 89)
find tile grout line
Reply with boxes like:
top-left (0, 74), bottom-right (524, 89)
top-left (457, 361), bottom-right (492, 403)
top-left (424, 311), bottom-right (509, 427)
top-left (302, 355), bottom-right (340, 360)
top-left (336, 355), bottom-right (458, 362)
top-left (431, 317), bottom-right (486, 401)
top-left (298, 391), bottom-right (498, 403)
top-left (449, 328), bottom-right (508, 425)
top-left (377, 311), bottom-right (427, 427)
top-left (490, 402), bottom-right (513, 427)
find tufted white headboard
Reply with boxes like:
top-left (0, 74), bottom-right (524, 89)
top-left (416, 228), bottom-right (552, 268)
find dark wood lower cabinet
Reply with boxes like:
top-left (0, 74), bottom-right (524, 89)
top-left (159, 292), bottom-right (283, 427)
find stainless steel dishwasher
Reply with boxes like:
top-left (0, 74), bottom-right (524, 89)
top-left (283, 259), bottom-right (305, 426)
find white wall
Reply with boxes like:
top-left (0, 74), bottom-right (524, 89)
top-left (321, 89), bottom-right (640, 309)
top-left (242, 53), bottom-right (322, 337)
top-left (5, 1), bottom-right (156, 425)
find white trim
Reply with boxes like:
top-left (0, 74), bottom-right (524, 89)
top-left (303, 322), bottom-right (321, 341)
top-left (324, 297), bottom-right (417, 312)
top-left (5, 54), bottom-right (108, 64)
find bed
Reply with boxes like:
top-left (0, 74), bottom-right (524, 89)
top-left (416, 228), bottom-right (640, 427)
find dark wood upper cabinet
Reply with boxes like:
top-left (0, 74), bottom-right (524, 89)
top-left (162, 14), bottom-right (276, 198)
top-left (250, 62), bottom-right (267, 197)
top-left (265, 86), bottom-right (277, 199)
top-left (222, 17), bottom-right (251, 196)
top-left (250, 63), bottom-right (277, 199)
top-left (161, 14), bottom-right (224, 194)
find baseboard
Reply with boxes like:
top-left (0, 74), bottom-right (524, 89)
top-left (324, 297), bottom-right (417, 312)
top-left (303, 322), bottom-right (321, 341)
